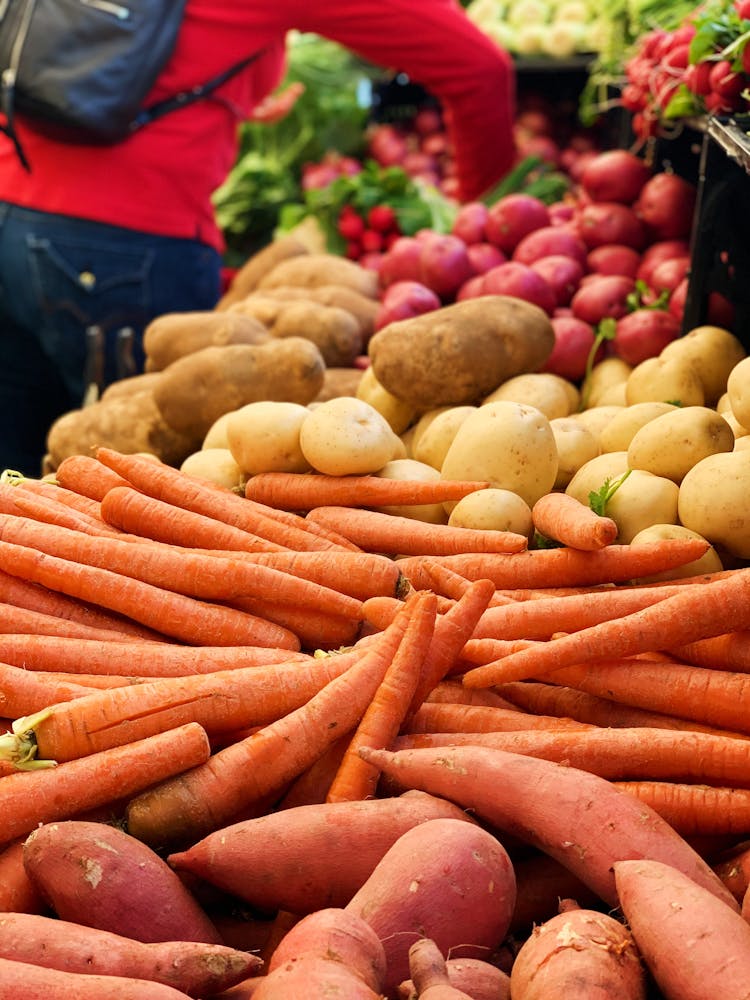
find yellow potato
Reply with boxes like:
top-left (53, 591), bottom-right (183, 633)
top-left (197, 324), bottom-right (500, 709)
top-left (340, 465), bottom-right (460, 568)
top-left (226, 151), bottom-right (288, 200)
top-left (569, 405), bottom-right (625, 448)
top-left (482, 372), bottom-right (576, 420)
top-left (355, 365), bottom-right (420, 435)
top-left (565, 451), bottom-right (630, 510)
top-left (226, 400), bottom-right (311, 475)
top-left (603, 469), bottom-right (680, 544)
top-left (627, 405), bottom-right (734, 483)
top-left (549, 417), bottom-right (599, 489)
top-left (201, 411), bottom-right (234, 450)
top-left (678, 449), bottom-right (750, 559)
top-left (413, 406), bottom-right (478, 471)
top-left (180, 448), bottom-right (244, 490)
top-left (660, 325), bottom-right (746, 404)
top-left (582, 356), bottom-right (632, 408)
top-left (440, 401), bottom-right (558, 509)
top-left (373, 459), bottom-right (449, 524)
top-left (448, 488), bottom-right (533, 537)
top-left (598, 401), bottom-right (677, 453)
top-left (299, 396), bottom-right (402, 476)
top-left (591, 380), bottom-right (628, 407)
top-left (629, 523), bottom-right (723, 583)
top-left (726, 355), bottom-right (750, 429)
top-left (624, 354), bottom-right (705, 407)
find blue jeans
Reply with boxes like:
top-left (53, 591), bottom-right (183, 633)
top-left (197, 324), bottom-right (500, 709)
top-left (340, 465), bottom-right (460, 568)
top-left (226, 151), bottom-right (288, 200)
top-left (0, 203), bottom-right (222, 476)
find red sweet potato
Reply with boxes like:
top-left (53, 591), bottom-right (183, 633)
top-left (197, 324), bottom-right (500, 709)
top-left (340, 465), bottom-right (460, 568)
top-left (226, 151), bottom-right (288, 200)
top-left (22, 820), bottom-right (222, 944)
top-left (406, 938), bottom-right (474, 999)
top-left (615, 858), bottom-right (750, 999)
top-left (0, 912), bottom-right (259, 996)
top-left (0, 956), bottom-right (194, 1000)
top-left (357, 746), bottom-right (737, 911)
top-left (509, 905), bottom-right (645, 999)
top-left (345, 817), bottom-right (516, 994)
top-left (398, 953), bottom-right (510, 1000)
top-left (168, 790), bottom-right (473, 914)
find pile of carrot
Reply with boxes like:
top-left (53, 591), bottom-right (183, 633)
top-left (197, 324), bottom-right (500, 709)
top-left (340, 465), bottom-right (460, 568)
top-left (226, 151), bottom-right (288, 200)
top-left (6, 455), bottom-right (750, 995)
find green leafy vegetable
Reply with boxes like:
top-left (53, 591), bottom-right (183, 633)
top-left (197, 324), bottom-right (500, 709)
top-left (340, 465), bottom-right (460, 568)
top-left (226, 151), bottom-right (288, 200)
top-left (589, 470), bottom-right (632, 516)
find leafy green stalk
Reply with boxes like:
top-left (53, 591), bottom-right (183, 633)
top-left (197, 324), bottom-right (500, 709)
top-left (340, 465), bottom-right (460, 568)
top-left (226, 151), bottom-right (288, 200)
top-left (589, 470), bottom-right (632, 516)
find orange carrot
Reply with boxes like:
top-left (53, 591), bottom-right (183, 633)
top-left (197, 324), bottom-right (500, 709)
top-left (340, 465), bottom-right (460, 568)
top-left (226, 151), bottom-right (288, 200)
top-left (0, 839), bottom-right (46, 914)
top-left (0, 633), bottom-right (310, 678)
top-left (125, 607), bottom-right (415, 847)
top-left (0, 661), bottom-right (98, 721)
top-left (531, 492), bottom-right (618, 550)
top-left (458, 637), bottom-right (539, 667)
top-left (462, 568), bottom-right (750, 688)
top-left (0, 600), bottom-right (162, 642)
top-left (13, 477), bottom-right (112, 522)
top-left (9, 487), bottom-right (119, 536)
top-left (227, 596), bottom-right (362, 651)
top-left (405, 701), bottom-right (593, 735)
top-left (276, 735), bottom-right (352, 809)
top-left (0, 540), bottom-right (299, 649)
top-left (326, 591), bottom-right (438, 803)
top-left (95, 447), bottom-right (354, 552)
top-left (307, 505), bottom-right (529, 556)
top-left (54, 453), bottom-right (131, 500)
top-left (0, 722), bottom-right (211, 848)
top-left (0, 513), bottom-right (363, 619)
top-left (614, 781), bottom-right (750, 837)
top-left (397, 537), bottom-right (709, 590)
top-left (8, 646), bottom-right (368, 763)
top-left (29, 670), bottom-right (136, 690)
top-left (425, 680), bottom-right (519, 710)
top-left (671, 632), bottom-right (750, 674)
top-left (243, 472), bottom-right (491, 510)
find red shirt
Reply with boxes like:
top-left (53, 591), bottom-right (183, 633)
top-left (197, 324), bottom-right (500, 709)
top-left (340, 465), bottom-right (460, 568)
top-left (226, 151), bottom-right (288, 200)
top-left (0, 0), bottom-right (515, 253)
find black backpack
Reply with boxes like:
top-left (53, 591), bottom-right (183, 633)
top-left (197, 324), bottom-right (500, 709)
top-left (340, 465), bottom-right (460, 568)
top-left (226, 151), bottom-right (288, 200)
top-left (0, 0), bottom-right (264, 170)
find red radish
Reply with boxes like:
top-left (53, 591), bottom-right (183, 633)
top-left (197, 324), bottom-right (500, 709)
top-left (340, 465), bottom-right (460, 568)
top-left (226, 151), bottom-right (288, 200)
top-left (636, 239), bottom-right (691, 284)
top-left (684, 61), bottom-right (713, 96)
top-left (577, 202), bottom-right (647, 250)
top-left (649, 256), bottom-right (691, 296)
top-left (379, 237), bottom-right (424, 288)
top-left (337, 208), bottom-right (366, 241)
top-left (738, 0), bottom-right (750, 19)
top-left (361, 230), bottom-right (384, 254)
top-left (570, 274), bottom-right (636, 325)
top-left (369, 124), bottom-right (408, 166)
top-left (709, 59), bottom-right (745, 101)
top-left (541, 316), bottom-right (598, 381)
top-left (485, 194), bottom-right (551, 253)
top-left (481, 261), bottom-right (557, 314)
top-left (586, 244), bottom-right (641, 278)
top-left (374, 281), bottom-right (441, 330)
top-left (419, 235), bottom-right (475, 300)
top-left (512, 226), bottom-right (588, 267)
top-left (580, 150), bottom-right (652, 204)
top-left (530, 255), bottom-right (584, 307)
top-left (367, 205), bottom-right (398, 234)
top-left (414, 107), bottom-right (443, 136)
top-left (612, 309), bottom-right (681, 365)
top-left (455, 275), bottom-right (487, 301)
top-left (466, 242), bottom-right (507, 274)
top-left (634, 173), bottom-right (697, 240)
top-left (451, 202), bottom-right (489, 245)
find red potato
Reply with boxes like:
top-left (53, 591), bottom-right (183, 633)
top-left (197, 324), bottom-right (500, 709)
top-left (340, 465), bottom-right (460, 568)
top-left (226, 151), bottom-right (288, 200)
top-left (529, 254), bottom-right (584, 307)
top-left (167, 791), bottom-right (473, 915)
top-left (612, 309), bottom-right (681, 365)
top-left (512, 226), bottom-right (588, 267)
top-left (586, 243), bottom-right (641, 278)
top-left (615, 858), bottom-right (750, 999)
top-left (570, 274), bottom-right (636, 325)
top-left (374, 281), bottom-right (441, 330)
top-left (0, 912), bottom-right (259, 997)
top-left (540, 315), bottom-right (598, 381)
top-left (23, 821), bottom-right (222, 945)
top-left (398, 957), bottom-right (510, 1000)
top-left (0, 957), bottom-right (195, 1000)
top-left (451, 202), bottom-right (489, 245)
top-left (484, 193), bottom-right (551, 253)
top-left (649, 256), bottom-right (691, 295)
top-left (510, 905), bottom-right (645, 999)
top-left (419, 234), bottom-right (476, 300)
top-left (580, 149), bottom-right (652, 204)
top-left (634, 172), bottom-right (697, 241)
top-left (455, 274), bottom-right (486, 301)
top-left (577, 202), bottom-right (648, 250)
top-left (345, 817), bottom-right (516, 994)
top-left (635, 239), bottom-right (691, 285)
top-left (379, 236), bottom-right (424, 288)
top-left (356, 746), bottom-right (738, 911)
top-left (465, 241), bottom-right (506, 275)
top-left (547, 201), bottom-right (575, 226)
top-left (481, 261), bottom-right (556, 314)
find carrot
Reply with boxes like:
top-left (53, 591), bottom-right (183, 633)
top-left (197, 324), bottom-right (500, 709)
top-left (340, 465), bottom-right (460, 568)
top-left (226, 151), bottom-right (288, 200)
top-left (0, 633), bottom-right (310, 678)
top-left (16, 669), bottom-right (135, 690)
top-left (458, 637), bottom-right (539, 666)
top-left (0, 839), bottom-right (47, 914)
top-left (54, 453), bottom-right (132, 500)
top-left (0, 721), bottom-right (211, 848)
top-left (243, 472), bottom-right (491, 510)
top-left (95, 447), bottom-right (354, 552)
top-left (671, 631), bottom-right (750, 673)
top-left (228, 595), bottom-right (362, 651)
top-left (0, 600), bottom-right (162, 642)
top-left (0, 660), bottom-right (99, 723)
top-left (307, 505), bottom-right (529, 556)
top-left (125, 603), bottom-right (416, 847)
top-left (8, 487), bottom-right (123, 538)
top-left (713, 842), bottom-right (750, 901)
top-left (425, 680), bottom-right (519, 710)
top-left (396, 537), bottom-right (710, 590)
top-left (496, 680), bottom-right (750, 739)
top-left (614, 781), bottom-right (750, 837)
top-left (0, 540), bottom-right (299, 649)
top-left (326, 592), bottom-right (438, 803)
top-left (356, 744), bottom-right (738, 910)
top-left (8, 647), bottom-right (366, 764)
top-left (461, 568), bottom-right (750, 688)
top-left (13, 477), bottom-right (111, 521)
top-left (405, 702), bottom-right (594, 735)
top-left (0, 568), bottom-right (167, 641)
top-left (0, 513), bottom-right (363, 619)
top-left (531, 491), bottom-right (619, 550)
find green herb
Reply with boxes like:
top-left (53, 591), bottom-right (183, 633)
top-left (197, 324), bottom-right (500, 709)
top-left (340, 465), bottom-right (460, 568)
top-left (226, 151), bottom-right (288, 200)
top-left (589, 470), bottom-right (632, 516)
top-left (580, 318), bottom-right (618, 411)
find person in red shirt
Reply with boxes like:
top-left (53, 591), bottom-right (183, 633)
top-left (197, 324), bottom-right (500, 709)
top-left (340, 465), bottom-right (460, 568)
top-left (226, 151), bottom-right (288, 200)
top-left (0, 0), bottom-right (515, 476)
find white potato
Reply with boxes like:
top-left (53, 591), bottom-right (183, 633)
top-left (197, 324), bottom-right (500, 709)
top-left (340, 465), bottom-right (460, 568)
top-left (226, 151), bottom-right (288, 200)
top-left (565, 451), bottom-right (631, 511)
top-left (591, 379), bottom-right (628, 407)
top-left (625, 354), bottom-right (705, 407)
top-left (726, 355), bottom-right (750, 429)
top-left (604, 469), bottom-right (680, 543)
top-left (299, 395), bottom-right (401, 476)
top-left (598, 402), bottom-right (677, 453)
top-left (373, 458), bottom-right (448, 524)
top-left (440, 401), bottom-right (558, 509)
top-left (569, 405), bottom-right (625, 449)
top-left (582, 356), bottom-right (632, 408)
top-left (629, 523), bottom-right (723, 583)
top-left (448, 488), bottom-right (533, 537)
top-left (413, 406), bottom-right (477, 471)
top-left (226, 400), bottom-right (311, 475)
top-left (202, 411), bottom-right (234, 450)
top-left (627, 406), bottom-right (734, 483)
top-left (482, 372), bottom-right (577, 420)
top-left (180, 448), bottom-right (244, 490)
top-left (678, 449), bottom-right (750, 559)
top-left (660, 325), bottom-right (746, 404)
top-left (549, 417), bottom-right (599, 489)
top-left (355, 365), bottom-right (420, 435)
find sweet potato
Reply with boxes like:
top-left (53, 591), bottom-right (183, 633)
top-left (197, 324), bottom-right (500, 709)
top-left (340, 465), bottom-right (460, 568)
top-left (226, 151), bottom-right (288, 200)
top-left (168, 790), bottom-right (474, 915)
top-left (22, 821), bottom-right (222, 944)
top-left (216, 236), bottom-right (310, 310)
top-left (358, 746), bottom-right (738, 911)
top-left (0, 957), bottom-right (194, 1000)
top-left (257, 252), bottom-right (379, 299)
top-left (0, 912), bottom-right (259, 996)
top-left (398, 956), bottom-right (510, 1000)
top-left (143, 311), bottom-right (270, 372)
top-left (344, 817), bottom-right (516, 994)
top-left (152, 338), bottom-right (325, 442)
top-left (509, 905), bottom-right (645, 999)
top-left (406, 938), bottom-right (474, 999)
top-left (615, 858), bottom-right (750, 999)
top-left (0, 840), bottom-right (46, 915)
top-left (367, 295), bottom-right (555, 408)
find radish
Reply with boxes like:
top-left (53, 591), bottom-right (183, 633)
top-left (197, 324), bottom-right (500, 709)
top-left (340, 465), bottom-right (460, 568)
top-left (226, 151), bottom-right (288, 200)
top-left (530, 255), bottom-right (585, 307)
top-left (419, 234), bottom-right (475, 300)
top-left (570, 274), bottom-right (636, 325)
top-left (580, 150), bottom-right (652, 204)
top-left (577, 202), bottom-right (647, 250)
top-left (634, 173), bottom-right (697, 241)
top-left (612, 309), bottom-right (681, 365)
top-left (481, 261), bottom-right (557, 314)
top-left (485, 193), bottom-right (551, 254)
top-left (586, 244), bottom-right (641, 278)
top-left (540, 316), bottom-right (598, 381)
top-left (512, 226), bottom-right (588, 267)
top-left (451, 202), bottom-right (489, 245)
